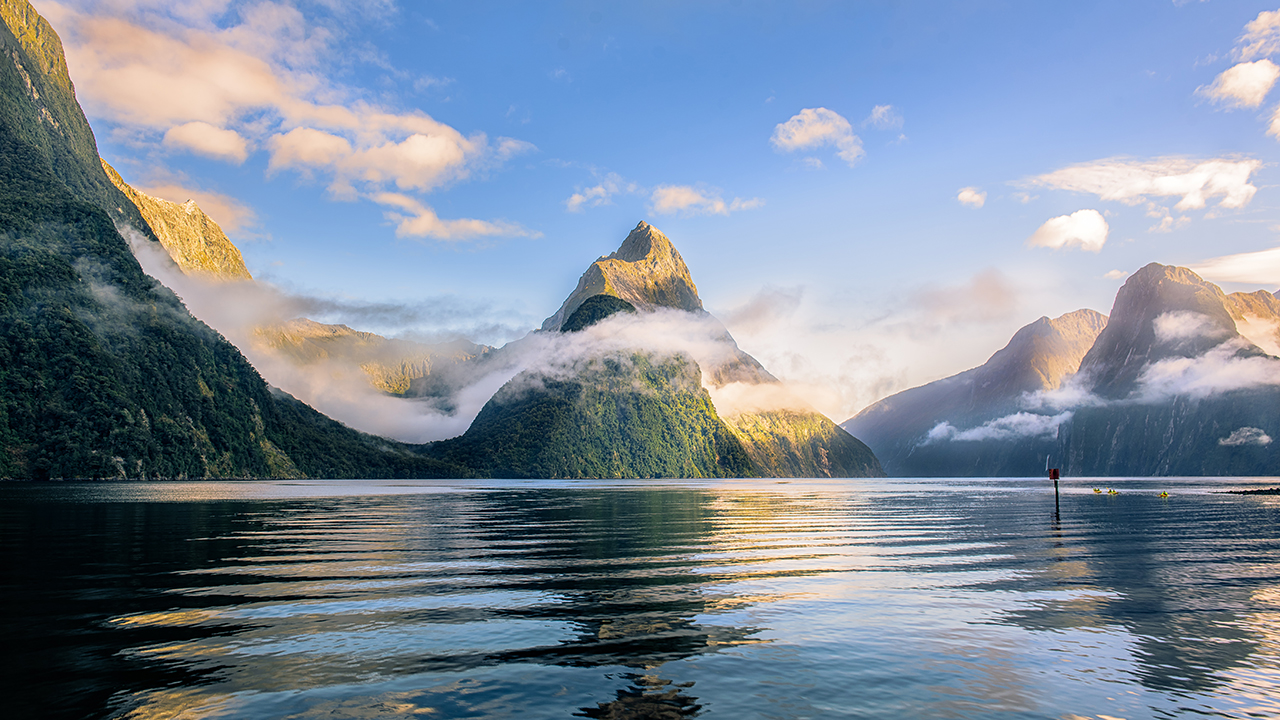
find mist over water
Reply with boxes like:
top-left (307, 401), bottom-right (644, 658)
top-left (3, 477), bottom-right (1279, 719)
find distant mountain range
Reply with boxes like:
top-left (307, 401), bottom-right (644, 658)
top-left (845, 264), bottom-right (1280, 476)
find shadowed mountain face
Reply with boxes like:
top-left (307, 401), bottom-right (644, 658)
top-left (847, 263), bottom-right (1280, 477)
top-left (1060, 264), bottom-right (1280, 476)
top-left (843, 309), bottom-right (1107, 477)
top-left (0, 0), bottom-right (463, 479)
top-left (431, 222), bottom-right (883, 479)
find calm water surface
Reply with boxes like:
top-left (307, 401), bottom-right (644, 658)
top-left (2, 477), bottom-right (1279, 719)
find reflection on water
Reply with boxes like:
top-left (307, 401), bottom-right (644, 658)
top-left (1, 478), bottom-right (1278, 719)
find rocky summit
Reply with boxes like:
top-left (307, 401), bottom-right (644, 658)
top-left (102, 160), bottom-right (252, 281)
top-left (431, 222), bottom-right (884, 479)
top-left (541, 221), bottom-right (703, 332)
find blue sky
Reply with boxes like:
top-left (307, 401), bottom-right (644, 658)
top-left (34, 0), bottom-right (1280, 420)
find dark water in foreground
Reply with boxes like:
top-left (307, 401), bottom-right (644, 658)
top-left (2, 478), bottom-right (1279, 720)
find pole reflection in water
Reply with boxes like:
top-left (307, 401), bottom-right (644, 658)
top-left (1, 477), bottom-right (1278, 719)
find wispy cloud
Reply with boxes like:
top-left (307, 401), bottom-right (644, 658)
top-left (1237, 9), bottom-right (1280, 61)
top-left (1027, 209), bottom-right (1109, 253)
top-left (1220, 426), bottom-right (1273, 446)
top-left (1027, 157), bottom-right (1260, 212)
top-left (770, 107), bottom-right (864, 167)
top-left (922, 411), bottom-right (1074, 444)
top-left (565, 172), bottom-right (641, 212)
top-left (1190, 245), bottom-right (1280, 285)
top-left (649, 185), bottom-right (764, 217)
top-left (163, 121), bottom-right (250, 163)
top-left (373, 193), bottom-right (540, 241)
top-left (863, 104), bottom-right (903, 130)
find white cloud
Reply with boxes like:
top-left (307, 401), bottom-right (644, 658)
top-left (372, 193), bottom-right (540, 241)
top-left (1152, 311), bottom-right (1231, 344)
top-left (1238, 9), bottom-right (1280, 60)
top-left (162, 121), bottom-right (250, 163)
top-left (1028, 157), bottom-right (1261, 212)
top-left (922, 411), bottom-right (1074, 444)
top-left (1026, 209), bottom-right (1109, 253)
top-left (649, 185), bottom-right (764, 216)
top-left (957, 187), bottom-right (986, 208)
top-left (1013, 191), bottom-right (1037, 204)
top-left (1144, 202), bottom-right (1190, 233)
top-left (864, 104), bottom-right (903, 129)
top-left (1236, 314), bottom-right (1280, 356)
top-left (1219, 426), bottom-right (1273, 446)
top-left (1199, 59), bottom-right (1280, 108)
top-left (1137, 338), bottom-right (1280, 401)
top-left (1104, 270), bottom-right (1129, 280)
top-left (46, 2), bottom-right (533, 237)
top-left (1190, 245), bottom-right (1280, 285)
top-left (565, 172), bottom-right (640, 212)
top-left (770, 107), bottom-right (864, 167)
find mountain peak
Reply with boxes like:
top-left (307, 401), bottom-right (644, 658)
top-left (541, 221), bottom-right (703, 331)
top-left (102, 159), bottom-right (252, 282)
top-left (1078, 262), bottom-right (1242, 397)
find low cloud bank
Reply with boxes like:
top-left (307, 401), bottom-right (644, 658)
top-left (124, 227), bottom-right (811, 440)
top-left (122, 225), bottom-right (532, 442)
top-left (1220, 427), bottom-right (1273, 446)
top-left (923, 411), bottom-right (1073, 444)
top-left (922, 311), bottom-right (1280, 445)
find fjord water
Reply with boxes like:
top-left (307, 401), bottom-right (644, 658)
top-left (3, 479), bottom-right (1278, 720)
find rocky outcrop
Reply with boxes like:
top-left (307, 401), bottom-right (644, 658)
top-left (541, 221), bottom-right (703, 332)
top-left (436, 221), bottom-right (882, 478)
top-left (102, 160), bottom-right (252, 281)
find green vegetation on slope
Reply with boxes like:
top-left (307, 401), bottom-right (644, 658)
top-left (561, 294), bottom-right (637, 333)
top-left (0, 1), bottom-right (467, 479)
top-left (429, 352), bottom-right (753, 478)
top-left (723, 410), bottom-right (882, 478)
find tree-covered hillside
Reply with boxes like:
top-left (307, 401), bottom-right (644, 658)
top-left (0, 1), bottom-right (465, 479)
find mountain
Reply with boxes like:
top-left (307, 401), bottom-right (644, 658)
top-left (541, 222), bottom-right (702, 332)
top-left (1059, 263), bottom-right (1280, 476)
top-left (254, 318), bottom-right (492, 401)
top-left (101, 160), bottom-right (252, 281)
top-left (847, 263), bottom-right (1280, 477)
top-left (429, 222), bottom-right (883, 478)
top-left (0, 0), bottom-right (464, 479)
top-left (843, 309), bottom-right (1107, 476)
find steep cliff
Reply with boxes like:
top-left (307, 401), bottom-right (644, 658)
top-left (541, 222), bottom-right (703, 332)
top-left (101, 160), bottom-right (252, 281)
top-left (1060, 264), bottom-right (1280, 476)
top-left (0, 0), bottom-right (463, 479)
